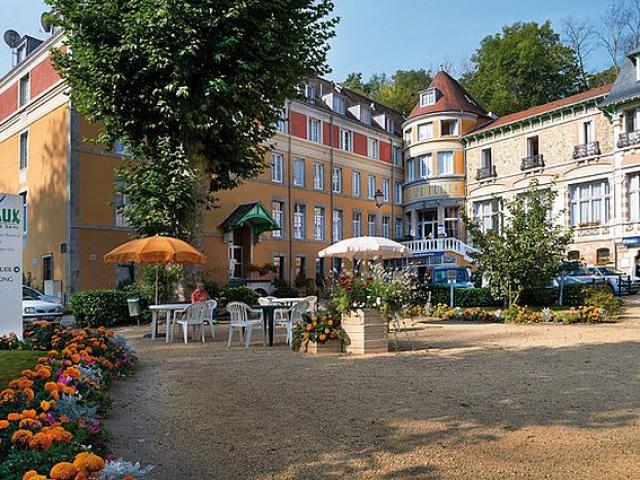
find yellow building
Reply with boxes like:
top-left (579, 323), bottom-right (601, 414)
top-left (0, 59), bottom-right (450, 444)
top-left (400, 71), bottom-right (490, 270)
top-left (0, 33), bottom-right (404, 299)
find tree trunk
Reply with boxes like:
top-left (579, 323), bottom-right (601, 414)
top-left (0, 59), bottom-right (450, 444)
top-left (180, 150), bottom-right (211, 298)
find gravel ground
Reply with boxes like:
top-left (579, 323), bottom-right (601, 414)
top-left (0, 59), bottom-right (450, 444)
top-left (106, 306), bottom-right (640, 480)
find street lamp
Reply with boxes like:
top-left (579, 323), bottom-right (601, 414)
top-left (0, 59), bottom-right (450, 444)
top-left (374, 189), bottom-right (384, 236)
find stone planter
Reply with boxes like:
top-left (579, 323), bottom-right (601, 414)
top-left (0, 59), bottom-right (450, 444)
top-left (304, 340), bottom-right (342, 354)
top-left (341, 308), bottom-right (388, 355)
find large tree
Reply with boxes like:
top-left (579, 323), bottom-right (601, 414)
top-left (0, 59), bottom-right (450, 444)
top-left (46, 0), bottom-right (337, 275)
top-left (341, 69), bottom-right (432, 114)
top-left (464, 183), bottom-right (573, 305)
top-left (461, 21), bottom-right (582, 116)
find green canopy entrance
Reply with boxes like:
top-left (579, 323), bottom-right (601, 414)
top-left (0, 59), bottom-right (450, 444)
top-left (219, 202), bottom-right (279, 235)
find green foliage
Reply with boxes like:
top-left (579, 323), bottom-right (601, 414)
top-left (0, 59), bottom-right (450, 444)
top-left (220, 286), bottom-right (257, 306)
top-left (461, 21), bottom-right (582, 115)
top-left (0, 351), bottom-right (43, 387)
top-left (342, 69), bottom-right (432, 114)
top-left (519, 287), bottom-right (558, 307)
top-left (69, 290), bottom-right (130, 327)
top-left (291, 307), bottom-right (344, 351)
top-left (561, 284), bottom-right (591, 307)
top-left (118, 282), bottom-right (155, 323)
top-left (463, 181), bottom-right (573, 305)
top-left (0, 444), bottom-right (78, 480)
top-left (588, 66), bottom-right (618, 89)
top-left (583, 287), bottom-right (623, 320)
top-left (47, 0), bottom-right (338, 241)
top-left (272, 285), bottom-right (299, 298)
top-left (416, 284), bottom-right (500, 307)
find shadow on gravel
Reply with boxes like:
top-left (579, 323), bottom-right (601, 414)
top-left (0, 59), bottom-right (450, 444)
top-left (109, 328), bottom-right (640, 480)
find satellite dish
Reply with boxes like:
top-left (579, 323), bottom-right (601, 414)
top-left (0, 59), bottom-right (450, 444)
top-left (3, 30), bottom-right (21, 48)
top-left (41, 12), bottom-right (53, 33)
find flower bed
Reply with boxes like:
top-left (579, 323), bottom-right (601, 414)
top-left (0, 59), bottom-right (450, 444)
top-left (433, 304), bottom-right (609, 324)
top-left (0, 322), bottom-right (151, 480)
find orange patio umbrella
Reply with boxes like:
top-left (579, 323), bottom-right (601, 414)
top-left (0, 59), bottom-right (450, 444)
top-left (104, 235), bottom-right (207, 304)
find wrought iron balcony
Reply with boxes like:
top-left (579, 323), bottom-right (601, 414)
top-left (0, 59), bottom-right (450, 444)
top-left (521, 154), bottom-right (544, 170)
top-left (573, 141), bottom-right (601, 159)
top-left (618, 131), bottom-right (640, 148)
top-left (476, 165), bottom-right (497, 180)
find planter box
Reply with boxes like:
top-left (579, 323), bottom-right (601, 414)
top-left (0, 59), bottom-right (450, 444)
top-left (342, 308), bottom-right (388, 355)
top-left (304, 340), bottom-right (342, 354)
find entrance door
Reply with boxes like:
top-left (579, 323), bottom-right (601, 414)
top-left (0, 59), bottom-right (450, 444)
top-left (228, 245), bottom-right (243, 279)
top-left (418, 209), bottom-right (437, 239)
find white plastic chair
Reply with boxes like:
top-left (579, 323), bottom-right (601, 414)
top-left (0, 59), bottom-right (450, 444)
top-left (174, 303), bottom-right (206, 343)
top-left (275, 300), bottom-right (309, 346)
top-left (226, 302), bottom-right (265, 347)
top-left (303, 296), bottom-right (318, 312)
top-left (203, 300), bottom-right (218, 339)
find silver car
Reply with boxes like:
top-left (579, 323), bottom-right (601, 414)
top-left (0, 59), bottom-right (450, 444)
top-left (22, 287), bottom-right (63, 322)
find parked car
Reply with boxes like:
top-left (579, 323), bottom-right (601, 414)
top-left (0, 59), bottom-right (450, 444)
top-left (555, 265), bottom-right (639, 294)
top-left (22, 286), bottom-right (63, 322)
top-left (431, 266), bottom-right (474, 289)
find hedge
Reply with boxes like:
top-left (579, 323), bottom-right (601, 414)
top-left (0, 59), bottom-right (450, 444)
top-left (69, 289), bottom-right (130, 327)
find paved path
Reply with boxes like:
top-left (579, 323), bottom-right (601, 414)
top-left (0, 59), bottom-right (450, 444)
top-left (106, 310), bottom-right (640, 480)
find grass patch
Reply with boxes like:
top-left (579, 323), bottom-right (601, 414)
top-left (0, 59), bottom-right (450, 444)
top-left (0, 350), bottom-right (43, 388)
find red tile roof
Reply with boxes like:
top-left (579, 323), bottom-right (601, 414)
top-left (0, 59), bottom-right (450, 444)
top-left (408, 71), bottom-right (488, 119)
top-left (470, 83), bottom-right (613, 135)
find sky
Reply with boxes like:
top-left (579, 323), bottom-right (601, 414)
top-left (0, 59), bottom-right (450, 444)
top-left (0, 0), bottom-right (612, 80)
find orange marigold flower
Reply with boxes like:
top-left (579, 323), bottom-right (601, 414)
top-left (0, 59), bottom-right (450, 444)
top-left (23, 471), bottom-right (47, 480)
top-left (21, 409), bottom-right (37, 419)
top-left (0, 420), bottom-right (9, 429)
top-left (40, 400), bottom-right (55, 412)
top-left (11, 429), bottom-right (33, 445)
top-left (28, 432), bottom-right (53, 451)
top-left (73, 452), bottom-right (105, 473)
top-left (48, 350), bottom-right (58, 358)
top-left (7, 412), bottom-right (20, 421)
top-left (23, 388), bottom-right (35, 402)
top-left (45, 382), bottom-right (58, 393)
top-left (50, 462), bottom-right (78, 480)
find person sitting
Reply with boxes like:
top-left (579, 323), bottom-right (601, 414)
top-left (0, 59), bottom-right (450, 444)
top-left (191, 282), bottom-right (210, 304)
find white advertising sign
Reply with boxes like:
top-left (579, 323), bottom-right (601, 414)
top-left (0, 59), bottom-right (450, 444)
top-left (0, 194), bottom-right (23, 339)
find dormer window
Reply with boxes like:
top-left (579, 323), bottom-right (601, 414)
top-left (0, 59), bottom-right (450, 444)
top-left (333, 95), bottom-right (346, 115)
top-left (305, 83), bottom-right (316, 103)
top-left (420, 89), bottom-right (437, 107)
top-left (386, 118), bottom-right (395, 133)
top-left (361, 107), bottom-right (371, 125)
top-left (16, 45), bottom-right (26, 64)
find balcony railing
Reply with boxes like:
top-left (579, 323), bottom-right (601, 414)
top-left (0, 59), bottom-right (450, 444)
top-left (402, 237), bottom-right (477, 263)
top-left (618, 131), bottom-right (640, 148)
top-left (521, 154), bottom-right (544, 170)
top-left (476, 165), bottom-right (496, 181)
top-left (573, 141), bottom-right (601, 159)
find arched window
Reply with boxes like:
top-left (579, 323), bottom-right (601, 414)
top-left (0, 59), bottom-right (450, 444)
top-left (596, 248), bottom-right (610, 265)
top-left (567, 250), bottom-right (580, 261)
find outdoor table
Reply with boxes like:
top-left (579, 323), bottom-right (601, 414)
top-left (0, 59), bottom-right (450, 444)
top-left (149, 303), bottom-right (190, 343)
top-left (253, 303), bottom-right (281, 347)
top-left (270, 297), bottom-right (305, 307)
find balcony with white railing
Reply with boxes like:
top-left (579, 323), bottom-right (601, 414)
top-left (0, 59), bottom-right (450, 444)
top-left (402, 237), bottom-right (476, 262)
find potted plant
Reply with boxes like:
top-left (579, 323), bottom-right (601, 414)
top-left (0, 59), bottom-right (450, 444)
top-left (292, 306), bottom-right (344, 353)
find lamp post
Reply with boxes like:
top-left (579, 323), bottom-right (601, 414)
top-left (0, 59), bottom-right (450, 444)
top-left (374, 189), bottom-right (384, 237)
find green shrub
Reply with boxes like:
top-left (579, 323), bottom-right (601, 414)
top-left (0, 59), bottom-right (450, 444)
top-left (272, 285), bottom-right (299, 298)
top-left (519, 287), bottom-right (557, 306)
top-left (220, 286), bottom-right (258, 306)
top-left (560, 284), bottom-right (590, 307)
top-left (118, 282), bottom-right (154, 323)
top-left (69, 289), bottom-right (129, 327)
top-left (584, 286), bottom-right (622, 320)
top-left (456, 288), bottom-right (501, 307)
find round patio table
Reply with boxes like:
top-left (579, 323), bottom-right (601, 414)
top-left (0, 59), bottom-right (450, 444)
top-left (253, 304), bottom-right (281, 346)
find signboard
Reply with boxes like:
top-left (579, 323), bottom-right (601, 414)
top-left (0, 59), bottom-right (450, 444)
top-left (413, 251), bottom-right (444, 258)
top-left (623, 236), bottom-right (640, 247)
top-left (0, 194), bottom-right (23, 339)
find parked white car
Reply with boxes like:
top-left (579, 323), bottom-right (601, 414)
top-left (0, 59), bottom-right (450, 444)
top-left (22, 286), bottom-right (63, 322)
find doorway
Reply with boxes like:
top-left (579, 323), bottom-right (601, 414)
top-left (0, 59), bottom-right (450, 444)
top-left (418, 209), bottom-right (437, 239)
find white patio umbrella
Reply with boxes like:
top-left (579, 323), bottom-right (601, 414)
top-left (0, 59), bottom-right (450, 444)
top-left (318, 236), bottom-right (409, 260)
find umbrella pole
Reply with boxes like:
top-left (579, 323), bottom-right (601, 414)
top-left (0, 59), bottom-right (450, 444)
top-left (155, 266), bottom-right (159, 306)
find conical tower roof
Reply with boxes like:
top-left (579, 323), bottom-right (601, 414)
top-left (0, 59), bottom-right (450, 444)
top-left (408, 71), bottom-right (488, 119)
